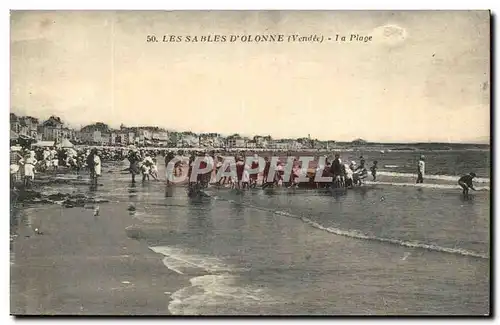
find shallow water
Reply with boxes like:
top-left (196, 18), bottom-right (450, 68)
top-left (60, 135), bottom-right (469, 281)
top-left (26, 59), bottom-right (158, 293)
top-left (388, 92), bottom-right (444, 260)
top-left (132, 185), bottom-right (489, 315)
top-left (14, 151), bottom-right (491, 315)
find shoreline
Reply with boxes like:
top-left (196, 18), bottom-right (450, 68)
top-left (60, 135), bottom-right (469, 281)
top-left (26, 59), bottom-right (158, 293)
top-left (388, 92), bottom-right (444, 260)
top-left (10, 202), bottom-right (189, 315)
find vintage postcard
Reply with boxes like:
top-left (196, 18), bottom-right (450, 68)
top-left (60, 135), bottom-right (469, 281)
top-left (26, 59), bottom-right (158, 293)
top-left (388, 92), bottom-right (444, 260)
top-left (9, 10), bottom-right (490, 316)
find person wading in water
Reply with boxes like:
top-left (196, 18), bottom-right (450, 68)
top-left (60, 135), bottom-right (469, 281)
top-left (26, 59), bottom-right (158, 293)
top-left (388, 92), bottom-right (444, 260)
top-left (458, 172), bottom-right (477, 197)
top-left (417, 155), bottom-right (425, 184)
top-left (330, 154), bottom-right (343, 188)
top-left (86, 149), bottom-right (96, 183)
top-left (128, 148), bottom-right (141, 184)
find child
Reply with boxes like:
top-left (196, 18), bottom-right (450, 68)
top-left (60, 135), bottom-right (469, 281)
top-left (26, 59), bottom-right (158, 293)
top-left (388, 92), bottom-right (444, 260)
top-left (344, 163), bottom-right (354, 188)
top-left (262, 157), bottom-right (272, 188)
top-left (354, 160), bottom-right (368, 186)
top-left (242, 163), bottom-right (250, 189)
top-left (370, 160), bottom-right (378, 181)
top-left (141, 154), bottom-right (155, 182)
top-left (275, 162), bottom-right (285, 187)
top-left (149, 157), bottom-right (159, 181)
top-left (215, 156), bottom-right (223, 184)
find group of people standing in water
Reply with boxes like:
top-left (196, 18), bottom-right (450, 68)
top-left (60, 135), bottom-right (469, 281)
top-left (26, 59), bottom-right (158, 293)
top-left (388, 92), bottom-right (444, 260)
top-left (148, 150), bottom-right (380, 190)
top-left (10, 145), bottom-right (480, 197)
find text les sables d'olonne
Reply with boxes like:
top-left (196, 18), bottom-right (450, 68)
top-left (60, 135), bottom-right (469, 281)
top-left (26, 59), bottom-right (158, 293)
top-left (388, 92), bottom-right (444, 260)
top-left (146, 34), bottom-right (373, 44)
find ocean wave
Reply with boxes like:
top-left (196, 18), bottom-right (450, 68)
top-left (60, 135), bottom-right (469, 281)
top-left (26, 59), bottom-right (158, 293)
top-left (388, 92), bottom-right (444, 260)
top-left (149, 246), bottom-right (279, 315)
top-left (378, 171), bottom-right (490, 183)
top-left (364, 181), bottom-right (490, 191)
top-left (149, 246), bottom-right (244, 275)
top-left (204, 192), bottom-right (489, 260)
top-left (168, 274), bottom-right (278, 315)
top-left (296, 216), bottom-right (489, 260)
top-left (272, 209), bottom-right (488, 259)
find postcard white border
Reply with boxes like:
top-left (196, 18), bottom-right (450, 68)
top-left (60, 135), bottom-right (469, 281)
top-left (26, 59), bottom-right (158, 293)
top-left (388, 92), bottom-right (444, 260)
top-left (2, 1), bottom-right (496, 324)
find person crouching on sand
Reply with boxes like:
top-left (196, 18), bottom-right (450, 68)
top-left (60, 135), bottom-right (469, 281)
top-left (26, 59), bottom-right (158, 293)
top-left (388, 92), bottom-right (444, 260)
top-left (458, 172), bottom-right (477, 197)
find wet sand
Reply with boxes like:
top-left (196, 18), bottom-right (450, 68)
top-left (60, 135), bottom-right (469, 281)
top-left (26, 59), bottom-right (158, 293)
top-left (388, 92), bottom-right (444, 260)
top-left (10, 203), bottom-right (187, 315)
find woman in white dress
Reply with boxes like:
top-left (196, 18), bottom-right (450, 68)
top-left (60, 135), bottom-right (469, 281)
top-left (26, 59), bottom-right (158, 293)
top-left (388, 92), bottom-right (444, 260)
top-left (141, 154), bottom-right (154, 181)
top-left (94, 152), bottom-right (101, 176)
top-left (50, 148), bottom-right (59, 171)
top-left (24, 152), bottom-right (37, 188)
top-left (241, 163), bottom-right (250, 189)
top-left (91, 149), bottom-right (101, 185)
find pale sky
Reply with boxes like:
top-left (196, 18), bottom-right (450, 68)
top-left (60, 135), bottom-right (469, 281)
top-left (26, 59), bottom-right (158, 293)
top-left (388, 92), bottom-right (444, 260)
top-left (11, 10), bottom-right (490, 143)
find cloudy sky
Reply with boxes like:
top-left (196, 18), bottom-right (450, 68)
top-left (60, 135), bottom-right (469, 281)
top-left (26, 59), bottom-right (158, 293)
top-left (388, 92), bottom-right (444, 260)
top-left (11, 10), bottom-right (490, 143)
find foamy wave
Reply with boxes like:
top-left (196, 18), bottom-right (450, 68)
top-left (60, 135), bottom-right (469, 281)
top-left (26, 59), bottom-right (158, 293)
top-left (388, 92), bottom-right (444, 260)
top-left (168, 274), bottom-right (277, 315)
top-left (384, 165), bottom-right (399, 168)
top-left (364, 181), bottom-right (490, 191)
top-left (149, 246), bottom-right (245, 275)
top-left (298, 217), bottom-right (488, 260)
top-left (205, 192), bottom-right (489, 260)
top-left (378, 171), bottom-right (490, 183)
top-left (271, 209), bottom-right (488, 259)
top-left (149, 245), bottom-right (278, 315)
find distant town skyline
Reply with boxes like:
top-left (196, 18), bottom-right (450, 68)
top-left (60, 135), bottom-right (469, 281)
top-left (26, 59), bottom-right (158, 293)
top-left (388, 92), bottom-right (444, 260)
top-left (9, 110), bottom-right (489, 145)
top-left (11, 11), bottom-right (490, 144)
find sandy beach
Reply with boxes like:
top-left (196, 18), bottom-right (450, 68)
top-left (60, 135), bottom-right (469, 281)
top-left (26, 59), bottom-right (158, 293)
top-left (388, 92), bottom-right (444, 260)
top-left (10, 202), bottom-right (190, 315)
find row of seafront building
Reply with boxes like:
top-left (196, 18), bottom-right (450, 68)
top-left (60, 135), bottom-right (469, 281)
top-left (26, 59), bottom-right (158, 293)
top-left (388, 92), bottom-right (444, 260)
top-left (10, 113), bottom-right (340, 150)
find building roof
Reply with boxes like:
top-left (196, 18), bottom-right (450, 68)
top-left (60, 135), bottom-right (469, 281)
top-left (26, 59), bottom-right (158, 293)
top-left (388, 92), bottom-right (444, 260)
top-left (43, 117), bottom-right (64, 127)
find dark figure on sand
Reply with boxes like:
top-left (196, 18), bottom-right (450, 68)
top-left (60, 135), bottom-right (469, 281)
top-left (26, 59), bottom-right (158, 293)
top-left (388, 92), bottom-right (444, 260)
top-left (330, 154), bottom-right (343, 188)
top-left (458, 172), bottom-right (477, 197)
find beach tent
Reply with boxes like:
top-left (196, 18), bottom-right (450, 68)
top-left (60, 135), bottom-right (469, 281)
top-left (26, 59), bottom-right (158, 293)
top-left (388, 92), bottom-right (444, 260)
top-left (32, 141), bottom-right (55, 148)
top-left (59, 138), bottom-right (74, 148)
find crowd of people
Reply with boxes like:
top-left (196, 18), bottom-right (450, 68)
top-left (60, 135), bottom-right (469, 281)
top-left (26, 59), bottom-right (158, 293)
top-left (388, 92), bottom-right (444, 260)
top-left (9, 146), bottom-right (122, 188)
top-left (9, 145), bottom-right (478, 197)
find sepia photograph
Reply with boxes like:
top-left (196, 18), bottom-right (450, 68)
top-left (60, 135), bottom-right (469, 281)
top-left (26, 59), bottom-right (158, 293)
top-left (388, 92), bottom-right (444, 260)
top-left (9, 10), bottom-right (490, 316)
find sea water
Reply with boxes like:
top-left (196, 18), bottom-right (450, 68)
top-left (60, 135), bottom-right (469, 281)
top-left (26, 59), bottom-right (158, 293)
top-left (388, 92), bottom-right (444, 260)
top-left (25, 149), bottom-right (491, 315)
